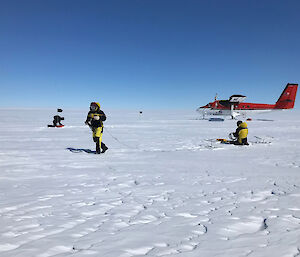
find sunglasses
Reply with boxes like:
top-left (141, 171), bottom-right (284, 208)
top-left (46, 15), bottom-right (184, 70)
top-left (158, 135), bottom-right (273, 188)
top-left (90, 105), bottom-right (97, 111)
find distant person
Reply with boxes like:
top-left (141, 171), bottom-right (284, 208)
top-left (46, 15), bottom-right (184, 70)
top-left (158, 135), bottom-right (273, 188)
top-left (229, 120), bottom-right (249, 145)
top-left (48, 109), bottom-right (64, 127)
top-left (85, 102), bottom-right (108, 154)
top-left (53, 115), bottom-right (64, 126)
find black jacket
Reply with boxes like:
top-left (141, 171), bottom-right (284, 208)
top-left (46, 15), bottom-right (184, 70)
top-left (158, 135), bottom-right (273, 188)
top-left (86, 110), bottom-right (106, 128)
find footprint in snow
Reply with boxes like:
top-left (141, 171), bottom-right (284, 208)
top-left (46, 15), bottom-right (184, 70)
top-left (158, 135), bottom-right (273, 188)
top-left (176, 213), bottom-right (198, 218)
top-left (218, 216), bottom-right (267, 238)
top-left (123, 246), bottom-right (153, 256)
top-left (130, 215), bottom-right (158, 224)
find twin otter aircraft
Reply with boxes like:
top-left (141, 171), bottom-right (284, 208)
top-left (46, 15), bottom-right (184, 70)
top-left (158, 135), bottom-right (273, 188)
top-left (197, 83), bottom-right (298, 118)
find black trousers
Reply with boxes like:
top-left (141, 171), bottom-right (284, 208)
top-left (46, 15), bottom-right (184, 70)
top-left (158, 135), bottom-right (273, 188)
top-left (233, 138), bottom-right (249, 145)
top-left (94, 137), bottom-right (107, 153)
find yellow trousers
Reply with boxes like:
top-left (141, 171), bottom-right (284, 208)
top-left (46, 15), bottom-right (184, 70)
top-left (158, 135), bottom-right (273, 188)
top-left (92, 127), bottom-right (103, 145)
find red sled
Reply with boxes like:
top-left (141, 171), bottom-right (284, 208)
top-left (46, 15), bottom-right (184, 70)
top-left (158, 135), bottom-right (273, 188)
top-left (48, 125), bottom-right (64, 128)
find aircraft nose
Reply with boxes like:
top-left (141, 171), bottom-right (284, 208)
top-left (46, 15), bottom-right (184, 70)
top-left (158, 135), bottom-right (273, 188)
top-left (199, 105), bottom-right (209, 108)
top-left (196, 106), bottom-right (208, 112)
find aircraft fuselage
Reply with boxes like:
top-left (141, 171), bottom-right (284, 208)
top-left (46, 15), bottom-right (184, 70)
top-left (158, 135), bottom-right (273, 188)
top-left (197, 83), bottom-right (298, 118)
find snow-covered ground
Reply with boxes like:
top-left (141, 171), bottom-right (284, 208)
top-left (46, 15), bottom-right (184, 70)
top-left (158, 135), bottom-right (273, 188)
top-left (0, 108), bottom-right (300, 257)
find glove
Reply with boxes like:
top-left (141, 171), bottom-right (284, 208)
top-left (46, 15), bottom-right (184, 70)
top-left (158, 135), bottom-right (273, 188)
top-left (93, 115), bottom-right (100, 120)
top-left (228, 132), bottom-right (235, 140)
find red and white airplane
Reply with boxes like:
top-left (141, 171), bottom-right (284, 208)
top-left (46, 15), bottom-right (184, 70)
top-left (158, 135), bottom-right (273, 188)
top-left (197, 83), bottom-right (298, 118)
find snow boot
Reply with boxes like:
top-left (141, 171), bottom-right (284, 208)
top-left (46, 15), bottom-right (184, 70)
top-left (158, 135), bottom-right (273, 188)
top-left (101, 144), bottom-right (108, 153)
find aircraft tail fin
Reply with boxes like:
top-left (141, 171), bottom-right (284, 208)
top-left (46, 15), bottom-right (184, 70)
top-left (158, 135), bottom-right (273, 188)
top-left (275, 83), bottom-right (298, 109)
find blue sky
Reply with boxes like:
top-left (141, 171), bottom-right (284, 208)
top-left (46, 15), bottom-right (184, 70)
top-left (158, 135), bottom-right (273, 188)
top-left (0, 0), bottom-right (299, 109)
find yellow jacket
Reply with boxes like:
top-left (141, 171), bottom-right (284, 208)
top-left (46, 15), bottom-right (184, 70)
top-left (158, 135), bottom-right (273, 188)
top-left (238, 122), bottom-right (248, 144)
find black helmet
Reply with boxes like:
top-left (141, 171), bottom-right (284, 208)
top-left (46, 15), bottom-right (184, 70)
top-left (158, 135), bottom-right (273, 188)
top-left (237, 120), bottom-right (242, 126)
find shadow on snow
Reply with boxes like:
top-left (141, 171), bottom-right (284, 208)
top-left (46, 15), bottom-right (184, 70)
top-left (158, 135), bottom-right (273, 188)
top-left (66, 147), bottom-right (96, 154)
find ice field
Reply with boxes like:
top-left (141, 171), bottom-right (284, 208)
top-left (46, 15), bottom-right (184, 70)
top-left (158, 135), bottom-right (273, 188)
top-left (0, 108), bottom-right (300, 257)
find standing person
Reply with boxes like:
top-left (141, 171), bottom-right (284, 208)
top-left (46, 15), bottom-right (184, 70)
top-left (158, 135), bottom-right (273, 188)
top-left (85, 102), bottom-right (108, 154)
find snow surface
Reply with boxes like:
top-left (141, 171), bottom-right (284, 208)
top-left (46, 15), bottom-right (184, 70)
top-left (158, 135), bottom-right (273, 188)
top-left (0, 108), bottom-right (300, 257)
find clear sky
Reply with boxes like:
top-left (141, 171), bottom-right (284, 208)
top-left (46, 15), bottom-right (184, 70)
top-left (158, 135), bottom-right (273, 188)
top-left (1, 0), bottom-right (299, 109)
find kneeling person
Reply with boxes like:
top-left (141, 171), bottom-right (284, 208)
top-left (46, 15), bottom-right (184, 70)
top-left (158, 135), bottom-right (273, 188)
top-left (233, 121), bottom-right (249, 145)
